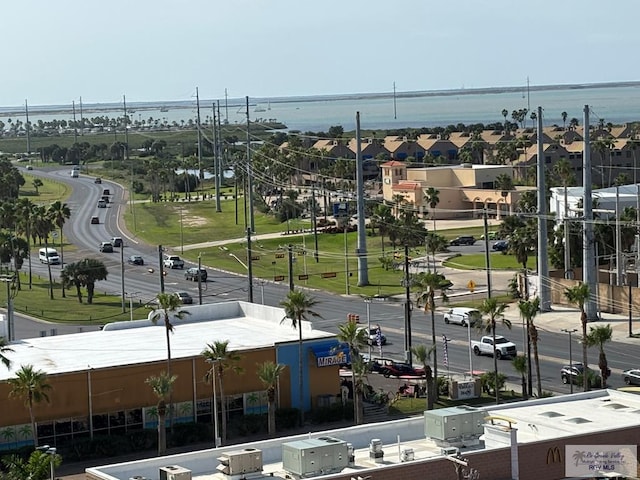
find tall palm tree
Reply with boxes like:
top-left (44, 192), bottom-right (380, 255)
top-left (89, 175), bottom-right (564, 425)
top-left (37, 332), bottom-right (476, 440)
top-left (47, 200), bottom-right (70, 269)
top-left (424, 187), bottom-right (440, 231)
top-left (0, 337), bottom-right (13, 368)
top-left (561, 111), bottom-right (568, 130)
top-left (280, 289), bottom-right (321, 426)
top-left (256, 361), bottom-right (286, 436)
top-left (149, 293), bottom-right (190, 377)
top-left (202, 340), bottom-right (243, 444)
top-left (145, 371), bottom-right (176, 456)
top-left (75, 258), bottom-right (108, 304)
top-left (8, 365), bottom-right (52, 446)
top-left (501, 109), bottom-right (509, 131)
top-left (518, 297), bottom-right (541, 397)
top-left (411, 344), bottom-right (435, 410)
top-left (585, 324), bottom-right (613, 388)
top-left (564, 282), bottom-right (591, 392)
top-left (512, 355), bottom-right (528, 399)
top-left (478, 298), bottom-right (510, 404)
top-left (336, 322), bottom-right (368, 424)
top-left (414, 272), bottom-right (452, 396)
top-left (15, 199), bottom-right (36, 289)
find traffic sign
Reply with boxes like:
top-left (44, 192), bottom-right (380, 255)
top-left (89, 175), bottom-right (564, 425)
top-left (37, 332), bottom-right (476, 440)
top-left (467, 280), bottom-right (476, 292)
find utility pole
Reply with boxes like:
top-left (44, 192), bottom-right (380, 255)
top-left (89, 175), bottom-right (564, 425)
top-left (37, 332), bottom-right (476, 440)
top-left (404, 244), bottom-right (412, 365)
top-left (355, 112), bottom-right (369, 286)
top-left (79, 96), bottom-right (84, 136)
top-left (616, 186), bottom-right (623, 286)
top-left (198, 255), bottom-right (203, 305)
top-left (123, 95), bottom-right (129, 161)
top-left (344, 227), bottom-right (350, 295)
top-left (158, 245), bottom-right (165, 294)
top-left (72, 100), bottom-right (78, 144)
top-left (245, 96), bottom-right (255, 233)
top-left (224, 88), bottom-right (229, 124)
top-left (583, 105), bottom-right (598, 321)
top-left (288, 244), bottom-right (294, 292)
top-left (537, 106), bottom-right (551, 311)
top-left (483, 209), bottom-right (492, 298)
top-left (312, 183), bottom-right (319, 262)
top-left (212, 104), bottom-right (221, 212)
top-left (393, 81), bottom-right (397, 120)
top-left (247, 228), bottom-right (254, 303)
top-left (216, 102), bottom-right (223, 212)
top-left (196, 87), bottom-right (204, 186)
top-left (25, 100), bottom-right (31, 154)
top-left (564, 184), bottom-right (572, 279)
top-left (120, 245), bottom-right (126, 313)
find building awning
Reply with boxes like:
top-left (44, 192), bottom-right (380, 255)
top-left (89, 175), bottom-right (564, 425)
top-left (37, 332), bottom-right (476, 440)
top-left (309, 343), bottom-right (350, 368)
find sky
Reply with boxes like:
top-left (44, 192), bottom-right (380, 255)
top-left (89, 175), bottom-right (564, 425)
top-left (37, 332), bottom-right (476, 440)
top-left (3, 0), bottom-right (640, 107)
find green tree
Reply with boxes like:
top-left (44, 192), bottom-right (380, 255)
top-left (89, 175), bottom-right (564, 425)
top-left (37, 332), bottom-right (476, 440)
top-left (518, 297), bottom-right (541, 397)
top-left (1, 449), bottom-right (62, 480)
top-left (47, 201), bottom-right (70, 281)
top-left (202, 340), bottom-right (243, 444)
top-left (424, 187), bottom-right (440, 232)
top-left (8, 365), bottom-right (52, 446)
top-left (60, 261), bottom-right (84, 302)
top-left (585, 324), bottom-right (613, 388)
top-left (145, 371), bottom-right (176, 456)
top-left (336, 322), bottom-right (368, 424)
top-left (75, 258), bottom-right (108, 304)
top-left (414, 272), bottom-right (452, 396)
top-left (561, 111), bottom-right (568, 130)
top-left (256, 361), bottom-right (286, 436)
top-left (0, 336), bottom-right (13, 369)
top-left (31, 178), bottom-right (43, 194)
top-left (478, 298), bottom-right (510, 404)
top-left (512, 354), bottom-right (528, 399)
top-left (564, 282), bottom-right (591, 392)
top-left (411, 344), bottom-right (435, 410)
top-left (149, 293), bottom-right (190, 377)
top-left (280, 289), bottom-right (321, 426)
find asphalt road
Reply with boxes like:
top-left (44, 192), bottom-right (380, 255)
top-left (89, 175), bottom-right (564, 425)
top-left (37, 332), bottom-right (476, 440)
top-left (11, 166), bottom-right (633, 395)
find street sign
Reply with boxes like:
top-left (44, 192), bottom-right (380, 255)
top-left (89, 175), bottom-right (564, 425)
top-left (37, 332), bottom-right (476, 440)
top-left (467, 280), bottom-right (476, 292)
top-left (51, 232), bottom-right (58, 238)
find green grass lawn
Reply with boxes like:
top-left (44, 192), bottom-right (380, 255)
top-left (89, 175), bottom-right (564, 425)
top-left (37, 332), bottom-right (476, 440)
top-left (20, 173), bottom-right (72, 204)
top-left (443, 253), bottom-right (534, 270)
top-left (388, 390), bottom-right (522, 415)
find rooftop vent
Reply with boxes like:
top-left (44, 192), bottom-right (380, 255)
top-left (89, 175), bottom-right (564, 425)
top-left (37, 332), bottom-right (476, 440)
top-left (602, 403), bottom-right (629, 410)
top-left (538, 411), bottom-right (564, 418)
top-left (564, 417), bottom-right (592, 424)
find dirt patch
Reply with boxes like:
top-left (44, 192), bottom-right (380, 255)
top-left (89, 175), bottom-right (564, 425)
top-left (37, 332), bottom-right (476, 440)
top-left (172, 206), bottom-right (208, 227)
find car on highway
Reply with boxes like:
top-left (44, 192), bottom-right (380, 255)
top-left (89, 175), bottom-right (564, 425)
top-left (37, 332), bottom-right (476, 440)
top-left (174, 291), bottom-right (193, 304)
top-left (26, 165), bottom-right (33, 170)
top-left (449, 235), bottom-right (476, 246)
top-left (99, 242), bottom-right (114, 253)
top-left (184, 267), bottom-right (207, 282)
top-left (90, 216), bottom-right (100, 225)
top-left (357, 326), bottom-right (387, 345)
top-left (94, 177), bottom-right (102, 184)
top-left (111, 237), bottom-right (123, 248)
top-left (97, 199), bottom-right (107, 208)
top-left (102, 189), bottom-right (110, 196)
top-left (381, 362), bottom-right (424, 378)
top-left (560, 363), bottom-right (605, 387)
top-left (443, 307), bottom-right (481, 327)
top-left (480, 231), bottom-right (499, 240)
top-left (163, 255), bottom-right (185, 269)
top-left (128, 255), bottom-right (144, 265)
top-left (622, 368), bottom-right (640, 385)
top-left (492, 240), bottom-right (509, 252)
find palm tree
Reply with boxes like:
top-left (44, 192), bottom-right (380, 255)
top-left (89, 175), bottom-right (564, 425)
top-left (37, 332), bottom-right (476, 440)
top-left (518, 297), bottom-right (541, 397)
top-left (8, 365), bottom-right (52, 446)
top-left (424, 187), bottom-right (440, 231)
top-left (371, 204), bottom-right (394, 253)
top-left (60, 261), bottom-right (84, 303)
top-left (414, 272), bottom-right (452, 396)
top-left (512, 355), bottom-right (528, 399)
top-left (149, 293), bottom-right (190, 377)
top-left (0, 337), bottom-right (13, 368)
top-left (256, 361), bottom-right (286, 436)
top-left (336, 322), bottom-right (368, 424)
top-left (47, 200), bottom-right (70, 269)
top-left (280, 289), bottom-right (321, 426)
top-left (561, 111), bottom-right (568, 130)
top-left (564, 282), bottom-right (591, 392)
top-left (75, 258), bottom-right (108, 304)
top-left (585, 324), bottom-right (613, 388)
top-left (478, 298), bottom-right (510, 404)
top-left (202, 340), bottom-right (243, 444)
top-left (501, 109), bottom-right (509, 131)
top-left (15, 199), bottom-right (36, 289)
top-left (145, 371), bottom-right (176, 456)
top-left (411, 344), bottom-right (436, 410)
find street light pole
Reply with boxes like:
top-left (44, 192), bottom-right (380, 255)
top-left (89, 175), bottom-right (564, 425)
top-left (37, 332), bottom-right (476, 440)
top-left (365, 297), bottom-right (372, 359)
top-left (206, 359), bottom-right (221, 447)
top-left (562, 328), bottom-right (578, 394)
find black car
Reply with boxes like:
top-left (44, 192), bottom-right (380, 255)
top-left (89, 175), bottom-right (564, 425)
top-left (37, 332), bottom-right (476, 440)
top-left (561, 363), bottom-right (605, 387)
top-left (450, 235), bottom-right (476, 246)
top-left (184, 267), bottom-right (207, 282)
top-left (381, 362), bottom-right (425, 378)
top-left (99, 242), bottom-right (114, 253)
top-left (175, 292), bottom-right (193, 304)
top-left (94, 177), bottom-right (102, 184)
top-left (128, 255), bottom-right (144, 265)
top-left (492, 240), bottom-right (509, 252)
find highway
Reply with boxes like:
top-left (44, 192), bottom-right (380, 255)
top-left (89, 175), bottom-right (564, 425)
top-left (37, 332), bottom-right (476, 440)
top-left (11, 166), bottom-right (635, 395)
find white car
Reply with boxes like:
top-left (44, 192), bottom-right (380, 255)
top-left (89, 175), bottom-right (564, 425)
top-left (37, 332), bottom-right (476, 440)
top-left (443, 307), bottom-right (481, 327)
top-left (357, 326), bottom-right (387, 346)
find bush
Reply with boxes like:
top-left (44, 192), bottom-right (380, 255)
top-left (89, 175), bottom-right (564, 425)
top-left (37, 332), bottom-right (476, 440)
top-left (169, 422), bottom-right (211, 447)
top-left (309, 402), bottom-right (352, 424)
top-left (227, 414), bottom-right (267, 438)
top-left (276, 408), bottom-right (300, 430)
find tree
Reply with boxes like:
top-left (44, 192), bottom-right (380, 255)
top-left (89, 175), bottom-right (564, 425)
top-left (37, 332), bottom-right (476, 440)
top-left (564, 282), bottom-right (591, 392)
top-left (149, 293), bottom-right (190, 377)
top-left (1, 449), bottom-right (62, 480)
top-left (424, 187), bottom-right (440, 232)
top-left (0, 336), bottom-right (13, 368)
top-left (585, 324), bottom-right (613, 388)
top-left (512, 355), bottom-right (528, 399)
top-left (47, 201), bottom-right (70, 279)
top-left (8, 365), bottom-right (52, 446)
top-left (518, 297), bottom-right (541, 397)
top-left (561, 111), bottom-right (568, 130)
top-left (60, 261), bottom-right (84, 302)
top-left (411, 344), bottom-right (435, 410)
top-left (31, 178), bottom-right (43, 194)
top-left (501, 109), bottom-right (509, 131)
top-left (202, 340), bottom-right (243, 444)
top-left (371, 203), bottom-right (394, 252)
top-left (336, 322), bottom-right (368, 424)
top-left (280, 289), bottom-right (321, 426)
top-left (478, 298), bottom-right (510, 404)
top-left (414, 271), bottom-right (452, 398)
top-left (256, 361), bottom-right (286, 436)
top-left (74, 258), bottom-right (108, 304)
top-left (145, 371), bottom-right (176, 456)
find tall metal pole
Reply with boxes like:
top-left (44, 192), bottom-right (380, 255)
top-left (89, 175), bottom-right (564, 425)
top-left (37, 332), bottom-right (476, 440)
top-left (158, 245), bottom-right (165, 294)
top-left (123, 95), bottom-right (129, 158)
top-left (483, 209), bottom-right (492, 298)
top-left (312, 183), bottom-right (319, 262)
top-left (616, 186), bottom-right (623, 286)
top-left (562, 328), bottom-right (577, 394)
top-left (245, 96), bottom-right (255, 233)
top-left (365, 298), bottom-right (372, 359)
top-left (288, 244), bottom-right (294, 292)
top-left (196, 87), bottom-right (203, 187)
top-left (583, 105), bottom-right (598, 320)
top-left (344, 227), bottom-right (350, 295)
top-left (198, 255), bottom-right (203, 305)
top-left (212, 103), bottom-right (219, 208)
top-left (393, 82), bottom-right (397, 120)
top-left (564, 185), bottom-right (572, 278)
top-left (120, 245), bottom-right (126, 313)
top-left (216, 101), bottom-right (223, 212)
top-left (25, 100), bottom-right (31, 154)
top-left (72, 100), bottom-right (78, 144)
top-left (636, 184), bottom-right (640, 267)
top-left (79, 96), bottom-right (84, 137)
top-left (355, 112), bottom-right (369, 286)
top-left (537, 106), bottom-right (551, 311)
top-left (404, 244), bottom-right (412, 365)
top-left (224, 88), bottom-right (229, 124)
top-left (247, 228), bottom-right (254, 303)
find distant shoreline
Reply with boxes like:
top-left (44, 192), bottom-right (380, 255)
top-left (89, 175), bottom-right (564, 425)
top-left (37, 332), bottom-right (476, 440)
top-left (2, 80), bottom-right (640, 117)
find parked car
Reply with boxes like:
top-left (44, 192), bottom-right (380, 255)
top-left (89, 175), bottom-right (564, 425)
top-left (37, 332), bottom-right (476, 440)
top-left (381, 362), bottom-right (424, 378)
top-left (99, 242), bottom-right (114, 253)
top-left (357, 326), bottom-right (387, 345)
top-left (94, 177), bottom-right (102, 184)
top-left (622, 368), bottom-right (640, 385)
top-left (492, 240), bottom-right (509, 252)
top-left (90, 216), bottom-right (100, 225)
top-left (365, 357), bottom-right (396, 374)
top-left (560, 363), bottom-right (605, 387)
top-left (443, 307), bottom-right (481, 327)
top-left (449, 235), bottom-right (476, 246)
top-left (184, 267), bottom-right (207, 282)
top-left (174, 291), bottom-right (193, 304)
top-left (111, 237), bottom-right (123, 248)
top-left (128, 255), bottom-right (144, 265)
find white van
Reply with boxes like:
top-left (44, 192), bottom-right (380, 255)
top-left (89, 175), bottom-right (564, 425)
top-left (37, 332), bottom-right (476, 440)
top-left (443, 307), bottom-right (482, 327)
top-left (39, 247), bottom-right (60, 265)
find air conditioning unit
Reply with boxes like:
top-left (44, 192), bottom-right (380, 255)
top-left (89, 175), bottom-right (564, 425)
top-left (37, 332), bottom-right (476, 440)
top-left (216, 448), bottom-right (263, 477)
top-left (401, 448), bottom-right (415, 462)
top-left (282, 436), bottom-right (348, 478)
top-left (159, 465), bottom-right (191, 480)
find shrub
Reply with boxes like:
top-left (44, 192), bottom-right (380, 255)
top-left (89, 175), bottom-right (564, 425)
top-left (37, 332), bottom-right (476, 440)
top-left (276, 408), bottom-right (300, 430)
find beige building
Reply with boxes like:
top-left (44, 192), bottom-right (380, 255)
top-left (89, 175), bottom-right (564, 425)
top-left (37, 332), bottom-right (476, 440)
top-left (381, 161), bottom-right (533, 219)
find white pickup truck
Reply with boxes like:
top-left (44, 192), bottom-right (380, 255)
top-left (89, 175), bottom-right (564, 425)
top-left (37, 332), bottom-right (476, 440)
top-left (163, 254), bottom-right (185, 269)
top-left (471, 335), bottom-right (517, 359)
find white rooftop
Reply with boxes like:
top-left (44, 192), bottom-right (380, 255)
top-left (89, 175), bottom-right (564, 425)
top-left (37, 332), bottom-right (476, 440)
top-left (0, 301), bottom-right (334, 380)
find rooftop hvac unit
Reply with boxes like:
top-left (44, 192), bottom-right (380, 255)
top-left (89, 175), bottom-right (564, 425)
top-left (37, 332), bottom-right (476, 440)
top-left (282, 436), bottom-right (348, 478)
top-left (159, 466), bottom-right (191, 480)
top-left (401, 448), bottom-right (415, 462)
top-left (216, 448), bottom-right (263, 477)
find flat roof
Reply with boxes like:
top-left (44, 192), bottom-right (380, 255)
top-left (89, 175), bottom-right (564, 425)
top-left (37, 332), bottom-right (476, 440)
top-left (0, 301), bottom-right (334, 380)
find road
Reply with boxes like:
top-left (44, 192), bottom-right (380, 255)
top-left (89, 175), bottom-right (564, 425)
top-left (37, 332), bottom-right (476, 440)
top-left (11, 166), bottom-right (634, 395)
